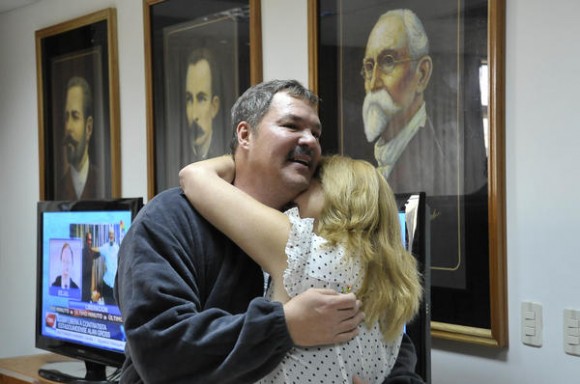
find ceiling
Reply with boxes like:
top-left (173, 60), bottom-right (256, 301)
top-left (0, 0), bottom-right (40, 14)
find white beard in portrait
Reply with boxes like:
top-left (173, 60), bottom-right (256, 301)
top-left (362, 88), bottom-right (402, 143)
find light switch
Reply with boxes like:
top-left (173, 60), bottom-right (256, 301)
top-left (522, 302), bottom-right (542, 347)
top-left (564, 309), bottom-right (580, 356)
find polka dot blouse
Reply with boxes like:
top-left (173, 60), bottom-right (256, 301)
top-left (257, 208), bottom-right (402, 384)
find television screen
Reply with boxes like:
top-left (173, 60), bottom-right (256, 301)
top-left (36, 198), bottom-right (143, 383)
top-left (396, 192), bottom-right (431, 383)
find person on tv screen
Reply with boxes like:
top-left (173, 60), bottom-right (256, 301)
top-left (115, 80), bottom-right (425, 383)
top-left (91, 228), bottom-right (119, 306)
top-left (81, 231), bottom-right (102, 303)
top-left (179, 153), bottom-right (423, 382)
top-left (52, 242), bottom-right (79, 290)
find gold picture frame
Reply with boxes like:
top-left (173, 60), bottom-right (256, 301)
top-left (36, 8), bottom-right (121, 201)
top-left (309, 0), bottom-right (507, 347)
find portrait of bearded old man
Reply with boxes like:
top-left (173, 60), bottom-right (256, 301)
top-left (359, 7), bottom-right (489, 291)
top-left (361, 8), bottom-right (460, 197)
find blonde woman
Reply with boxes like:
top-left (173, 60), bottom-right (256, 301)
top-left (179, 154), bottom-right (422, 383)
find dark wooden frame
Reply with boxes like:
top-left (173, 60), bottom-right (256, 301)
top-left (309, 0), bottom-right (506, 347)
top-left (35, 8), bottom-right (121, 201)
top-left (144, 0), bottom-right (262, 198)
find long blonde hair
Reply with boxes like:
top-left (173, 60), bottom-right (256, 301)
top-left (315, 155), bottom-right (422, 342)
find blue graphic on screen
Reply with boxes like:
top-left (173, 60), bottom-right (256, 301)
top-left (40, 210), bottom-right (131, 354)
top-left (398, 212), bottom-right (407, 249)
top-left (399, 211), bottom-right (408, 334)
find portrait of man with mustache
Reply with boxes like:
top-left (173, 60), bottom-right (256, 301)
top-left (180, 47), bottom-right (227, 166)
top-left (361, 8), bottom-right (458, 197)
top-left (56, 76), bottom-right (103, 200)
top-left (358, 7), bottom-right (489, 292)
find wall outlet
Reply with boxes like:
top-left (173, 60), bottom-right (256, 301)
top-left (521, 302), bottom-right (542, 347)
top-left (564, 309), bottom-right (580, 356)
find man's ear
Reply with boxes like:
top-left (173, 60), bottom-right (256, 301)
top-left (85, 116), bottom-right (94, 141)
top-left (236, 121), bottom-right (251, 149)
top-left (415, 55), bottom-right (433, 93)
top-left (211, 95), bottom-right (220, 119)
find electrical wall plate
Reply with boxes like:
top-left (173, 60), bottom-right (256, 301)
top-left (521, 302), bottom-right (543, 347)
top-left (564, 309), bottom-right (580, 356)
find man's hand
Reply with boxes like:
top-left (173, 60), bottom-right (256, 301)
top-left (283, 288), bottom-right (364, 347)
top-left (353, 376), bottom-right (368, 384)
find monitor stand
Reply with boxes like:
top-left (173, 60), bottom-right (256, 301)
top-left (38, 360), bottom-right (116, 383)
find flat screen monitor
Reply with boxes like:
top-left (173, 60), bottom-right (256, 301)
top-left (396, 192), bottom-right (431, 383)
top-left (36, 198), bottom-right (143, 383)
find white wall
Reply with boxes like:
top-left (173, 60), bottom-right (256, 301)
top-left (1, 1), bottom-right (580, 383)
top-left (0, 0), bottom-right (147, 359)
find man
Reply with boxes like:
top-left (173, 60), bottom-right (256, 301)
top-left (56, 76), bottom-right (102, 200)
top-left (52, 242), bottom-right (79, 289)
top-left (115, 80), bottom-right (423, 383)
top-left (92, 229), bottom-right (119, 305)
top-left (362, 9), bottom-right (489, 290)
top-left (81, 231), bottom-right (103, 303)
top-left (182, 47), bottom-right (226, 164)
top-left (361, 9), bottom-right (458, 197)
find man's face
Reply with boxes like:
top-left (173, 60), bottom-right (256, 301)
top-left (238, 92), bottom-right (322, 209)
top-left (185, 59), bottom-right (220, 149)
top-left (108, 231), bottom-right (114, 245)
top-left (64, 86), bottom-right (91, 168)
top-left (362, 14), bottom-right (422, 141)
top-left (86, 233), bottom-right (92, 248)
top-left (61, 248), bottom-right (73, 278)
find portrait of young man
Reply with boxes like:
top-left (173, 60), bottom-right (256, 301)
top-left (181, 47), bottom-right (226, 165)
top-left (154, 13), bottom-right (248, 192)
top-left (55, 76), bottom-right (103, 200)
top-left (44, 46), bottom-right (115, 201)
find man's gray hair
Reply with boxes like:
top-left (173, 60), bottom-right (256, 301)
top-left (382, 9), bottom-right (429, 58)
top-left (229, 79), bottom-right (319, 153)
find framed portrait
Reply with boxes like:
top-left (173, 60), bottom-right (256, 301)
top-left (309, 0), bottom-right (506, 347)
top-left (36, 9), bottom-right (121, 201)
top-left (144, 0), bottom-right (262, 198)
